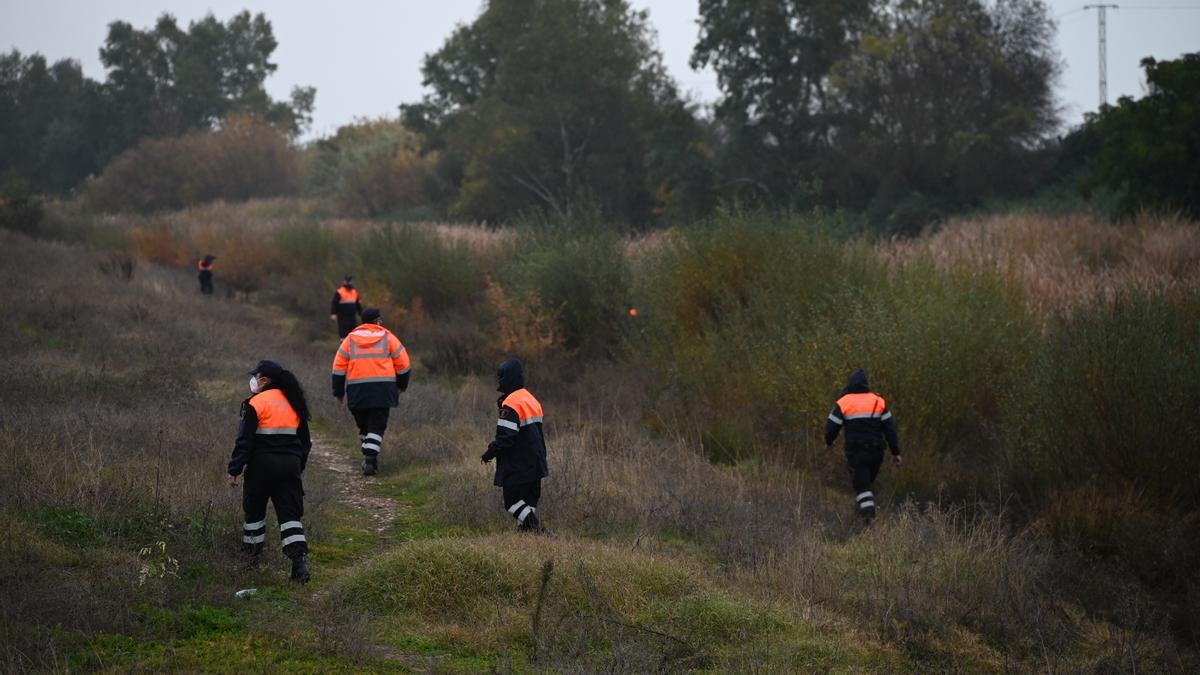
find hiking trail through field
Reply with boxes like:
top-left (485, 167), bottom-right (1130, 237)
top-left (309, 436), bottom-right (401, 534)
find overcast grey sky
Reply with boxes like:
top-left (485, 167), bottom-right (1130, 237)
top-left (2, 1), bottom-right (1197, 140)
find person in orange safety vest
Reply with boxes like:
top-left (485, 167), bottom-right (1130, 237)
top-left (481, 357), bottom-right (550, 534)
top-left (331, 308), bottom-right (411, 475)
top-left (824, 369), bottom-right (902, 524)
top-left (197, 255), bottom-right (216, 295)
top-left (329, 275), bottom-right (362, 338)
top-left (227, 360), bottom-right (312, 583)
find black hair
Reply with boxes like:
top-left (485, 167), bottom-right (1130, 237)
top-left (269, 368), bottom-right (312, 421)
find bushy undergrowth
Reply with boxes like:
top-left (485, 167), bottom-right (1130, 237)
top-left (84, 116), bottom-right (301, 214)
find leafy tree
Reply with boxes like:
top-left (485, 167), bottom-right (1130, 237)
top-left (0, 12), bottom-right (313, 196)
top-left (829, 0), bottom-right (1059, 232)
top-left (1081, 53), bottom-right (1200, 218)
top-left (0, 51), bottom-right (109, 192)
top-left (100, 11), bottom-right (314, 146)
top-left (402, 0), bottom-right (711, 224)
top-left (306, 118), bottom-right (444, 217)
top-left (691, 0), bottom-right (874, 206)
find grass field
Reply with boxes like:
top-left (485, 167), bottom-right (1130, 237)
top-left (3, 204), bottom-right (1198, 671)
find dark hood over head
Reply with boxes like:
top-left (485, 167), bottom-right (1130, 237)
top-left (497, 357), bottom-right (525, 394)
top-left (844, 368), bottom-right (870, 394)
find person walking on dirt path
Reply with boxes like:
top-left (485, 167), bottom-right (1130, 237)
top-left (329, 275), bottom-right (362, 338)
top-left (332, 308), bottom-right (411, 476)
top-left (824, 368), bottom-right (902, 524)
top-left (481, 357), bottom-right (550, 534)
top-left (227, 360), bottom-right (313, 583)
top-left (197, 254), bottom-right (216, 295)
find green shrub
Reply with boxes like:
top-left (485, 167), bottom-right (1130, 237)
top-left (1004, 288), bottom-right (1200, 507)
top-left (305, 118), bottom-right (442, 217)
top-left (84, 115), bottom-right (300, 213)
top-left (636, 209), bottom-right (1033, 490)
top-left (357, 223), bottom-right (488, 315)
top-left (0, 172), bottom-right (44, 234)
top-left (501, 215), bottom-right (631, 354)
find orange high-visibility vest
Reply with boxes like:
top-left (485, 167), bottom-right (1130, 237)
top-left (250, 388), bottom-right (300, 435)
top-left (198, 259), bottom-right (213, 271)
top-left (336, 286), bottom-right (359, 304)
top-left (332, 326), bottom-right (410, 384)
top-left (836, 392), bottom-right (888, 422)
top-left (500, 388), bottom-right (543, 428)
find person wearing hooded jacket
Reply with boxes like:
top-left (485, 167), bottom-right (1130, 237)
top-left (331, 308), bottom-right (410, 475)
top-left (227, 360), bottom-right (312, 583)
top-left (197, 255), bottom-right (216, 295)
top-left (824, 369), bottom-right (902, 523)
top-left (329, 275), bottom-right (362, 338)
top-left (481, 357), bottom-right (549, 533)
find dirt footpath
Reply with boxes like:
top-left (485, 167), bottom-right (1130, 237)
top-left (308, 437), bottom-right (401, 534)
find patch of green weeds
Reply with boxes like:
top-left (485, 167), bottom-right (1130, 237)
top-left (26, 507), bottom-right (103, 547)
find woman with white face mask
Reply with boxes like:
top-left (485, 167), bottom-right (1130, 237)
top-left (226, 360), bottom-right (313, 583)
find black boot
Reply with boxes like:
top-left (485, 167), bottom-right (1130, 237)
top-left (859, 505), bottom-right (876, 526)
top-left (290, 554), bottom-right (311, 583)
top-left (521, 512), bottom-right (550, 535)
top-left (361, 454), bottom-right (377, 476)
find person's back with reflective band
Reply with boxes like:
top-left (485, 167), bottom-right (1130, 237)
top-left (329, 275), bottom-right (362, 338)
top-left (331, 308), bottom-right (410, 475)
top-left (226, 360), bottom-right (313, 583)
top-left (481, 357), bottom-right (550, 534)
top-left (824, 369), bottom-right (902, 524)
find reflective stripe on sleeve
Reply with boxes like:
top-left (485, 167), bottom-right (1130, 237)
top-left (519, 415), bottom-right (543, 427)
top-left (497, 419), bottom-right (519, 431)
top-left (332, 369), bottom-right (347, 376)
top-left (828, 414), bottom-right (843, 425)
top-left (881, 411), bottom-right (892, 421)
top-left (396, 366), bottom-right (411, 375)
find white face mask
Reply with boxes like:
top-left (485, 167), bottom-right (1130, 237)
top-left (249, 376), bottom-right (263, 394)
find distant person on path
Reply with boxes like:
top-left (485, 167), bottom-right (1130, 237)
top-left (824, 369), bottom-right (902, 524)
top-left (227, 360), bottom-right (312, 583)
top-left (331, 308), bottom-right (410, 475)
top-left (197, 254), bottom-right (216, 295)
top-left (329, 275), bottom-right (362, 338)
top-left (481, 357), bottom-right (549, 534)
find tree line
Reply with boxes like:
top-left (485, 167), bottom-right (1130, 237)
top-left (2, 2), bottom-right (1196, 228)
top-left (0, 11), bottom-right (312, 195)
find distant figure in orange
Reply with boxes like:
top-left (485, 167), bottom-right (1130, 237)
top-left (330, 275), bottom-right (362, 338)
top-left (824, 369), bottom-right (902, 524)
top-left (197, 255), bottom-right (216, 295)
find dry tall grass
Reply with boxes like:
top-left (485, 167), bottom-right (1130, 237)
top-left (883, 211), bottom-right (1200, 319)
top-left (0, 230), bottom-right (359, 670)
